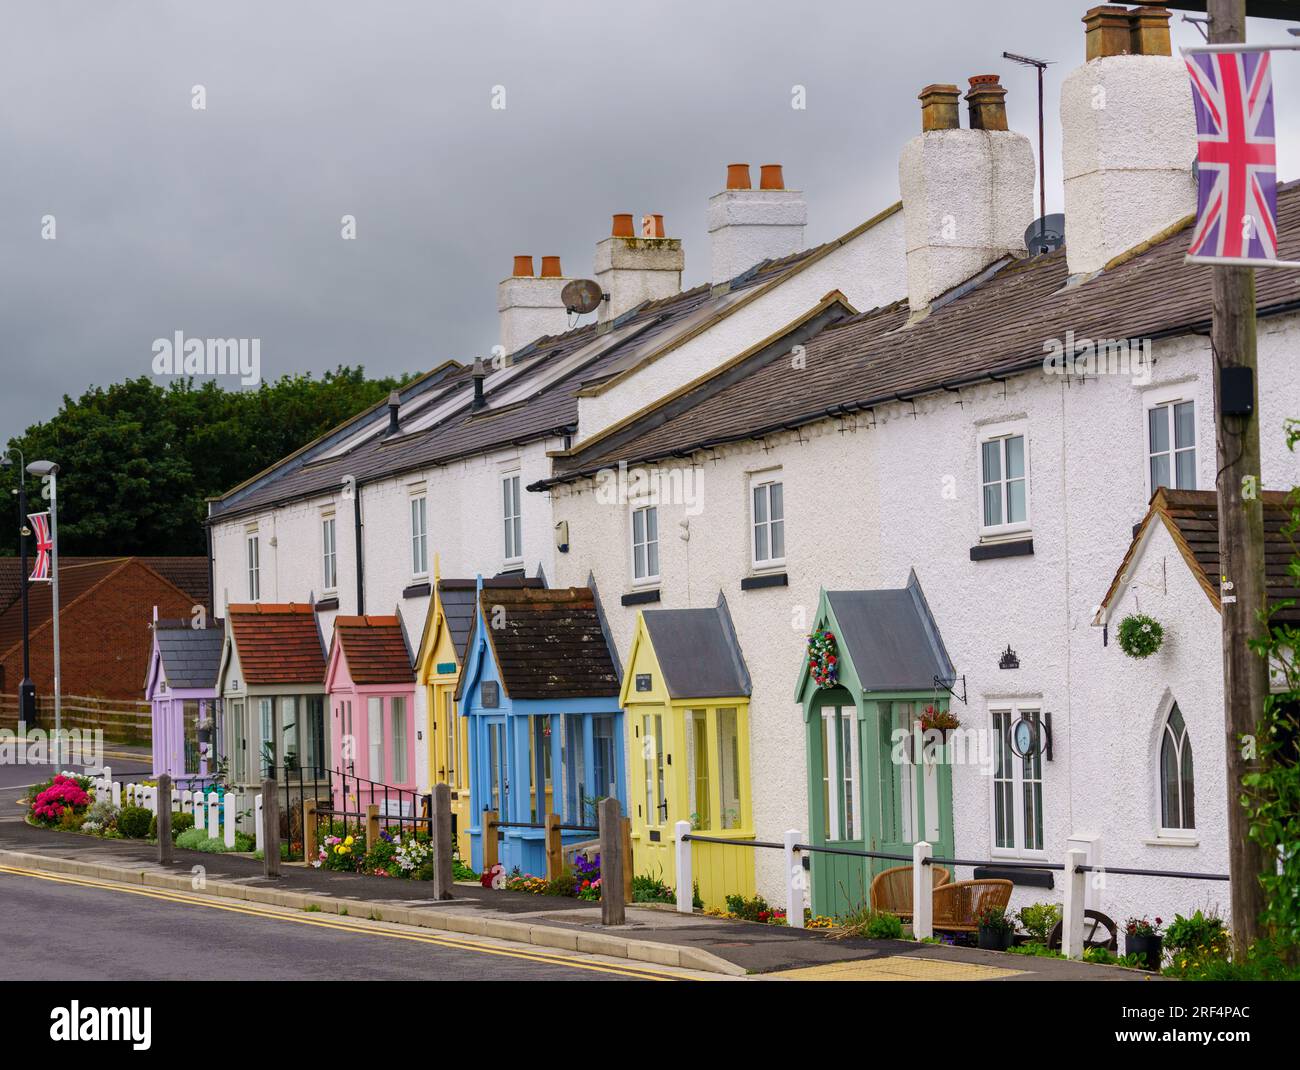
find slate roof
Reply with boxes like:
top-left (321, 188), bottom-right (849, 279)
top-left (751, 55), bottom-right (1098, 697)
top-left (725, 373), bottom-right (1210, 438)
top-left (480, 587), bottom-right (619, 700)
top-left (226, 603), bottom-right (325, 686)
top-left (0, 556), bottom-right (209, 616)
top-left (641, 595), bottom-right (751, 700)
top-left (332, 615), bottom-right (414, 685)
top-left (153, 621), bottom-right (225, 690)
top-left (1098, 488), bottom-right (1300, 624)
top-left (438, 575), bottom-right (544, 667)
top-left (824, 572), bottom-right (954, 694)
top-left (206, 209), bottom-right (895, 524)
top-left (542, 182), bottom-right (1300, 485)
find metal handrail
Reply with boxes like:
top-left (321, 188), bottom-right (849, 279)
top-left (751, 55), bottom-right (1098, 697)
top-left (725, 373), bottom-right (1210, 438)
top-left (684, 833), bottom-right (785, 850)
top-left (1078, 863), bottom-right (1229, 881)
top-left (793, 843), bottom-right (912, 862)
top-left (927, 855), bottom-right (1066, 871)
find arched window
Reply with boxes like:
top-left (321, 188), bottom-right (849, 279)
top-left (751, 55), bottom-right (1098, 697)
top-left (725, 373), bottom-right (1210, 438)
top-left (1160, 703), bottom-right (1195, 831)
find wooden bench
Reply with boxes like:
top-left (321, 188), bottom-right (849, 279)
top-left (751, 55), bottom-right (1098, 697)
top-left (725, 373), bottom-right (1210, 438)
top-left (869, 864), bottom-right (951, 920)
top-left (932, 878), bottom-right (1014, 932)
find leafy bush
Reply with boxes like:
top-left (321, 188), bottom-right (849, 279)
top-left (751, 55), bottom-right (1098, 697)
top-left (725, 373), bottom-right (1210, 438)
top-left (1164, 910), bottom-right (1229, 959)
top-left (1008, 942), bottom-right (1065, 959)
top-left (632, 872), bottom-right (675, 904)
top-left (1017, 902), bottom-right (1061, 944)
top-left (148, 810), bottom-right (195, 839)
top-left (83, 799), bottom-right (119, 831)
top-left (1164, 939), bottom-right (1300, 981)
top-left (452, 859), bottom-right (478, 882)
top-left (117, 805), bottom-right (153, 839)
top-left (832, 905), bottom-right (903, 940)
top-left (175, 827), bottom-right (207, 851)
top-left (29, 775), bottom-right (92, 825)
top-left (724, 893), bottom-right (774, 922)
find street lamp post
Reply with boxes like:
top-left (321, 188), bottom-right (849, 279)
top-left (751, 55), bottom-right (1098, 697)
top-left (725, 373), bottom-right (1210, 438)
top-left (27, 460), bottom-right (60, 765)
top-left (0, 450), bottom-right (36, 732)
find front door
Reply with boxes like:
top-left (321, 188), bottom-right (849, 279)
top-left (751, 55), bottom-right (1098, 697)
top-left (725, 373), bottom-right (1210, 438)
top-left (632, 710), bottom-right (672, 884)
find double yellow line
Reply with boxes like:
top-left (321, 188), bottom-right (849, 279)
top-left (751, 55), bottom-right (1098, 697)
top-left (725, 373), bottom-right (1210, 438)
top-left (0, 864), bottom-right (689, 981)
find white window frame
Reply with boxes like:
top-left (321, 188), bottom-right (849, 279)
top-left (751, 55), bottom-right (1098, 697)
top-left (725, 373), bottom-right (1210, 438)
top-left (1157, 701), bottom-right (1197, 838)
top-left (822, 705), bottom-right (860, 842)
top-left (1144, 387), bottom-right (1198, 497)
top-left (321, 514), bottom-right (337, 593)
top-left (749, 472), bottom-right (786, 569)
top-left (245, 529), bottom-right (260, 601)
top-left (988, 701), bottom-right (1047, 860)
top-left (630, 504), bottom-right (660, 585)
top-left (409, 493), bottom-right (428, 577)
top-left (978, 422), bottom-right (1030, 538)
top-left (502, 472), bottom-right (523, 565)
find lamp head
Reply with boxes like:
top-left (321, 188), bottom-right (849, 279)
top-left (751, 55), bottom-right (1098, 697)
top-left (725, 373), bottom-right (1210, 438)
top-left (26, 460), bottom-right (58, 477)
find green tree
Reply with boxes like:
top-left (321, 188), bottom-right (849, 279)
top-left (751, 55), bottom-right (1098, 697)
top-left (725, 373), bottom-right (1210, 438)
top-left (1, 367), bottom-right (412, 557)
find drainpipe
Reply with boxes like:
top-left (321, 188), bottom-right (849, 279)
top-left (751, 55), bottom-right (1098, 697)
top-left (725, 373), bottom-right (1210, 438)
top-left (353, 483), bottom-right (365, 615)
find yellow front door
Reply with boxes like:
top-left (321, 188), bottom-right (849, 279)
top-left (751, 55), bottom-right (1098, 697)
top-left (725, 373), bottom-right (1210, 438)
top-left (429, 679), bottom-right (471, 862)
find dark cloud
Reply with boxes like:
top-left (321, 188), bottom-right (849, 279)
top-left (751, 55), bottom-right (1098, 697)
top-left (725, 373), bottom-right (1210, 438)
top-left (2, 0), bottom-right (1295, 439)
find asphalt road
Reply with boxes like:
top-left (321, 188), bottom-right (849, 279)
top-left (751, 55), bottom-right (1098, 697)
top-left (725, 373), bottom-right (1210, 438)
top-left (0, 866), bottom-right (692, 981)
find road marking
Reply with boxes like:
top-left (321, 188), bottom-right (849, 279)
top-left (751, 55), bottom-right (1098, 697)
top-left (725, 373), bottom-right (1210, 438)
top-left (767, 954), bottom-right (1025, 981)
top-left (0, 864), bottom-right (690, 980)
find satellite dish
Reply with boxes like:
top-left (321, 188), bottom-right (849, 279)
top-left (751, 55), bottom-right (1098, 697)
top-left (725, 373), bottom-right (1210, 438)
top-left (1024, 212), bottom-right (1065, 256)
top-left (562, 278), bottom-right (603, 315)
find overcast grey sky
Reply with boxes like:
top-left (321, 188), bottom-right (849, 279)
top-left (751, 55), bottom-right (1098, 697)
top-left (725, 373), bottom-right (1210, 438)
top-left (3, 1), bottom-right (1297, 439)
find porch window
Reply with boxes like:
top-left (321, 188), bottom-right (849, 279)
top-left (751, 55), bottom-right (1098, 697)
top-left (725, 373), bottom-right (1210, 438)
top-left (487, 722), bottom-right (503, 812)
top-left (716, 707), bottom-right (742, 831)
top-left (502, 474), bottom-right (523, 564)
top-left (368, 696), bottom-right (385, 781)
top-left (561, 715), bottom-right (587, 823)
top-left (980, 431), bottom-right (1029, 534)
top-left (230, 699), bottom-right (247, 782)
top-left (443, 692), bottom-right (458, 785)
top-left (259, 697), bottom-right (274, 776)
top-left (631, 505), bottom-right (659, 583)
top-left (751, 477), bottom-right (785, 567)
top-left (322, 516), bottom-right (337, 591)
top-left (183, 700), bottom-right (201, 775)
top-left (1159, 703), bottom-right (1195, 831)
top-left (821, 706), bottom-right (860, 841)
top-left (592, 715), bottom-right (617, 800)
top-left (246, 534), bottom-right (260, 600)
top-left (642, 714), bottom-right (665, 829)
top-left (991, 706), bottom-right (1044, 854)
top-left (686, 710), bottom-right (711, 831)
top-left (529, 716), bottom-right (553, 822)
top-left (305, 695), bottom-right (325, 771)
top-left (410, 496), bottom-right (428, 576)
top-left (280, 696), bottom-right (299, 771)
top-left (882, 703), bottom-right (916, 844)
top-left (1148, 400), bottom-right (1196, 492)
top-left (390, 696), bottom-right (408, 783)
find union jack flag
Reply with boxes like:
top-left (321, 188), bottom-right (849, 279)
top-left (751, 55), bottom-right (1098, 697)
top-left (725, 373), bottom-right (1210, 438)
top-left (1184, 49), bottom-right (1279, 264)
top-left (28, 511), bottom-right (52, 582)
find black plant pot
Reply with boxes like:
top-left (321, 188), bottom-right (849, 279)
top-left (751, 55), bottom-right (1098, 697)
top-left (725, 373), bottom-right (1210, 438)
top-left (197, 726), bottom-right (213, 745)
top-left (1126, 933), bottom-right (1163, 971)
top-left (978, 925), bottom-right (1014, 951)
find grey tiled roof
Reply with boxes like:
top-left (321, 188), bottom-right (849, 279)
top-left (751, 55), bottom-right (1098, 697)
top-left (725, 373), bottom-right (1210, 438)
top-left (154, 621), bottom-right (225, 690)
top-left (641, 594), bottom-right (751, 700)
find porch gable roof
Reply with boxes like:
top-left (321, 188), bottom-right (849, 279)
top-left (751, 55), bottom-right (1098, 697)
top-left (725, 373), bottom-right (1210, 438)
top-left (640, 593), bottom-right (751, 701)
top-left (227, 602), bottom-right (326, 686)
top-left (330, 614), bottom-right (414, 686)
top-left (149, 620), bottom-right (225, 693)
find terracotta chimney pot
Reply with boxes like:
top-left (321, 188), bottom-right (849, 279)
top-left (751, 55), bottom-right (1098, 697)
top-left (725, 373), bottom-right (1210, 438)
top-left (539, 255), bottom-right (562, 278)
top-left (966, 74), bottom-right (1009, 131)
top-left (611, 213), bottom-right (634, 238)
top-left (512, 255), bottom-right (534, 278)
top-left (640, 213), bottom-right (665, 238)
top-left (726, 163), bottom-right (752, 190)
top-left (918, 84), bottom-right (961, 132)
top-left (759, 164), bottom-right (785, 190)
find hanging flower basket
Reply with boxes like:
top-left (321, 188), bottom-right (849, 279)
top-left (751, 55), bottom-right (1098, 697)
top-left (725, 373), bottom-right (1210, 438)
top-left (920, 704), bottom-right (961, 739)
top-left (1117, 614), bottom-right (1164, 659)
top-left (806, 629), bottom-right (838, 689)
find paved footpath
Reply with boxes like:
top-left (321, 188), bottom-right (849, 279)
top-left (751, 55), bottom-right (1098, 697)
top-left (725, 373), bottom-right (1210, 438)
top-left (1, 779), bottom-right (1151, 980)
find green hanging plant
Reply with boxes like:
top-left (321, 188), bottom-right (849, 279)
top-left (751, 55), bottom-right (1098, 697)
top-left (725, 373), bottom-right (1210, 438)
top-left (1117, 613), bottom-right (1164, 659)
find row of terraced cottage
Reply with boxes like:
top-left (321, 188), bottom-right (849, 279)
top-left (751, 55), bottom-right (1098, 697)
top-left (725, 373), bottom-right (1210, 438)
top-left (151, 7), bottom-right (1300, 923)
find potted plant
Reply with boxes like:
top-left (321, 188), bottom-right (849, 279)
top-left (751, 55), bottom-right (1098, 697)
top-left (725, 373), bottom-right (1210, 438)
top-left (920, 704), bottom-right (961, 740)
top-left (1124, 916), bottom-right (1164, 970)
top-left (196, 717), bottom-right (214, 745)
top-left (976, 905), bottom-right (1016, 951)
top-left (1117, 614), bottom-right (1164, 659)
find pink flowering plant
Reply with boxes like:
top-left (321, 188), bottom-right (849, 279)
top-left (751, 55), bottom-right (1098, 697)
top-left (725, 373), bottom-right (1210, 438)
top-left (29, 774), bottom-right (93, 826)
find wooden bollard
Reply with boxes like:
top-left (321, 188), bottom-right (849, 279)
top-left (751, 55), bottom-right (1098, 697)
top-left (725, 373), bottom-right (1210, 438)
top-left (303, 799), bottom-right (318, 865)
top-left (482, 808), bottom-right (498, 874)
top-left (262, 778), bottom-right (281, 878)
top-left (365, 804), bottom-right (379, 850)
top-left (156, 774), bottom-right (174, 865)
top-left (598, 797), bottom-right (625, 926)
top-left (545, 812), bottom-right (563, 881)
top-left (431, 783), bottom-right (454, 901)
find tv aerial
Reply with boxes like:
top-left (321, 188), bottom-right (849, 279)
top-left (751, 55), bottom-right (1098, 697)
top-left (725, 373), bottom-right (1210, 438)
top-left (561, 278), bottom-right (603, 316)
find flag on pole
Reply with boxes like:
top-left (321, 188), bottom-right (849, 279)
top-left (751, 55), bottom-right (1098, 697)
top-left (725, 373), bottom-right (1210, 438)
top-left (1183, 48), bottom-right (1283, 267)
top-left (28, 511), bottom-right (52, 581)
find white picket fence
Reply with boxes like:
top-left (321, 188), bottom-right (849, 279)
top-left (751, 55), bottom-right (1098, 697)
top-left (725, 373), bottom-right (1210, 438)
top-left (71, 766), bottom-right (262, 852)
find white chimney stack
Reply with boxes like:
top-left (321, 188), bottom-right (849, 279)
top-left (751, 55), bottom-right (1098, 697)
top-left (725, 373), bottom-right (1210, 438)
top-left (1061, 5), bottom-right (1196, 278)
top-left (707, 163), bottom-right (807, 285)
top-left (899, 77), bottom-right (1036, 315)
top-left (498, 254), bottom-right (569, 355)
top-left (594, 213), bottom-right (684, 322)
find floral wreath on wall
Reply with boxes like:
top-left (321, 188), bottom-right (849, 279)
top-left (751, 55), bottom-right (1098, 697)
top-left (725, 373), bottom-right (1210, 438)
top-left (807, 628), bottom-right (838, 689)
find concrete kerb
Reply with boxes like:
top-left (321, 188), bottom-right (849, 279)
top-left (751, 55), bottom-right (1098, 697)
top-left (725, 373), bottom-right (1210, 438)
top-left (0, 849), bottom-right (744, 977)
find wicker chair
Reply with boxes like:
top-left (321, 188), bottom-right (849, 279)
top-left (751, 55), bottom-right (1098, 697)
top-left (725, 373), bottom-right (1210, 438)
top-left (931, 879), bottom-right (1014, 932)
top-left (869, 864), bottom-right (951, 920)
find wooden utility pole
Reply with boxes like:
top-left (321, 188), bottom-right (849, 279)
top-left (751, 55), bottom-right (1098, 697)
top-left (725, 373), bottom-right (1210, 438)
top-left (1208, 0), bottom-right (1270, 958)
